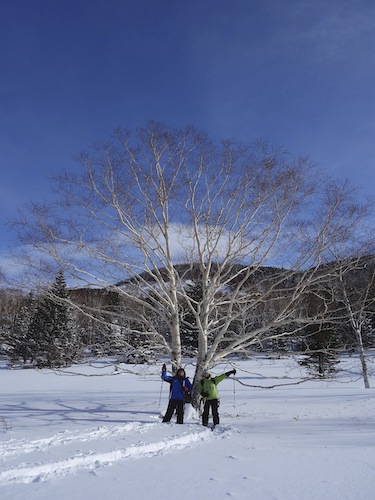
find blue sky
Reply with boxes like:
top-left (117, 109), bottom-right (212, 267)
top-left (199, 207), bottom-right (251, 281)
top-left (1, 0), bottom-right (375, 264)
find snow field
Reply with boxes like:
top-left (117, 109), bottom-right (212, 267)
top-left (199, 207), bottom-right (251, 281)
top-left (0, 422), bottom-right (232, 485)
top-left (0, 356), bottom-right (374, 499)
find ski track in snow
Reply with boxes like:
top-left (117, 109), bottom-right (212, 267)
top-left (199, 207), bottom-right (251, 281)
top-left (0, 423), bottom-right (232, 485)
top-left (0, 422), bottom-right (154, 460)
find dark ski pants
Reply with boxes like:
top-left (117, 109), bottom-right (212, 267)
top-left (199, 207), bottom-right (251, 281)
top-left (202, 399), bottom-right (220, 427)
top-left (163, 399), bottom-right (184, 424)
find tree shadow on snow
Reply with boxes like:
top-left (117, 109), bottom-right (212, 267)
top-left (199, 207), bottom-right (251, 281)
top-left (0, 392), bottom-right (162, 428)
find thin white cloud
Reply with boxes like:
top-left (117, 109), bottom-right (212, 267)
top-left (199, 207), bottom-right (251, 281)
top-left (295, 6), bottom-right (375, 68)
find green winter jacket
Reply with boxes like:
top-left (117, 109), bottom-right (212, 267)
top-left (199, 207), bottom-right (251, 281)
top-left (198, 373), bottom-right (228, 400)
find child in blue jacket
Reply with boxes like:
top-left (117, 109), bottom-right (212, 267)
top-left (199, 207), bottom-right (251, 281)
top-left (161, 364), bottom-right (193, 424)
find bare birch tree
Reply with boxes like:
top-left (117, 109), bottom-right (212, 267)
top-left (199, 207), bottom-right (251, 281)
top-left (13, 122), bottom-right (373, 388)
top-left (334, 256), bottom-right (375, 388)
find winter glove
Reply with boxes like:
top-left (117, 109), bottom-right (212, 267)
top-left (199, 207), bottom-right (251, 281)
top-left (201, 391), bottom-right (209, 398)
top-left (225, 369), bottom-right (236, 377)
top-left (182, 386), bottom-right (189, 393)
top-left (162, 363), bottom-right (167, 372)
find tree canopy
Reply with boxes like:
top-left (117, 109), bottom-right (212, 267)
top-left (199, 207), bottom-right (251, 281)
top-left (12, 122), bottom-right (374, 384)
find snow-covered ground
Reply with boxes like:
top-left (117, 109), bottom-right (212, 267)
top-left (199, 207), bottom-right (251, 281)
top-left (0, 355), bottom-right (374, 500)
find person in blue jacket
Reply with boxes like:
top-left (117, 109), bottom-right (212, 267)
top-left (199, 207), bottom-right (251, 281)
top-left (161, 363), bottom-right (193, 424)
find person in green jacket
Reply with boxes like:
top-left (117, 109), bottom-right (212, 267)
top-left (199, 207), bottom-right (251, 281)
top-left (198, 368), bottom-right (236, 428)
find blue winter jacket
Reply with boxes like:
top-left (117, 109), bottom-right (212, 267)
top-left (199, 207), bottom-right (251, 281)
top-left (162, 370), bottom-right (193, 400)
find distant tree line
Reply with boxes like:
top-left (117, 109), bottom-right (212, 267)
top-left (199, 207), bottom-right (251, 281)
top-left (1, 257), bottom-right (374, 379)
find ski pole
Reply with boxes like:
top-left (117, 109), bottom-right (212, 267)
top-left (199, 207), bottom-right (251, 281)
top-left (232, 376), bottom-right (236, 412)
top-left (159, 378), bottom-right (164, 407)
top-left (159, 363), bottom-right (167, 407)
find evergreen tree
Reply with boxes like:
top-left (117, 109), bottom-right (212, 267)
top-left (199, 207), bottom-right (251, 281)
top-left (28, 271), bottom-right (80, 367)
top-left (299, 325), bottom-right (339, 378)
top-left (10, 292), bottom-right (36, 364)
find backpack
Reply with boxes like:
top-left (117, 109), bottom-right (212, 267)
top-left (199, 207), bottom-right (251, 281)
top-left (180, 378), bottom-right (192, 403)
